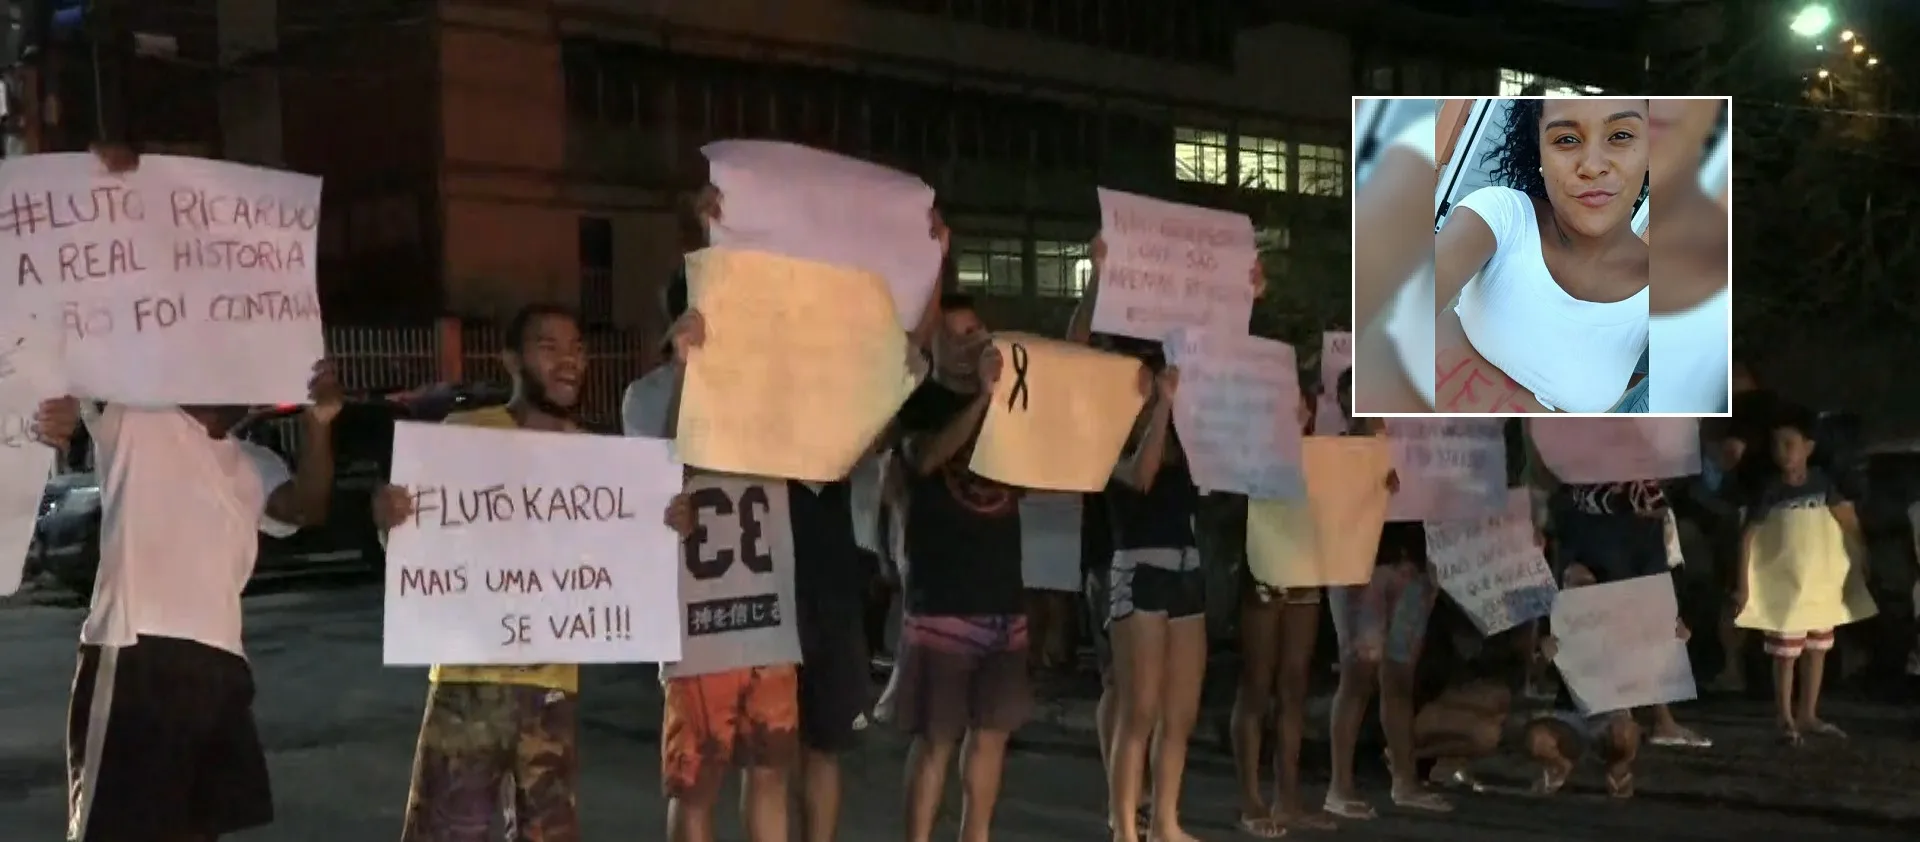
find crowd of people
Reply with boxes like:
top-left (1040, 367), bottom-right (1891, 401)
top-left (20, 147), bottom-right (1899, 842)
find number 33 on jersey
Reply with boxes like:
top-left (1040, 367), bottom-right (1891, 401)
top-left (666, 474), bottom-right (803, 678)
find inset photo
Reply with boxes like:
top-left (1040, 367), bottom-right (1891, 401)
top-left (1351, 95), bottom-right (1732, 417)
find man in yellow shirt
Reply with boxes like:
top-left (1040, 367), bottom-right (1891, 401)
top-left (375, 303), bottom-right (693, 841)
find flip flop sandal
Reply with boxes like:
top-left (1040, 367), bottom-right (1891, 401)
top-left (1322, 794), bottom-right (1377, 820)
top-left (1427, 764), bottom-right (1486, 792)
top-left (1648, 728), bottom-right (1713, 748)
top-left (1606, 771), bottom-right (1636, 799)
top-left (1236, 815), bottom-right (1287, 839)
top-left (1805, 721), bottom-right (1848, 739)
top-left (1533, 765), bottom-right (1570, 796)
top-left (1390, 788), bottom-right (1454, 813)
top-left (1780, 726), bottom-right (1804, 747)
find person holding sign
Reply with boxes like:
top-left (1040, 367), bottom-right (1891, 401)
top-left (45, 144), bottom-right (344, 842)
top-left (1738, 413), bottom-right (1870, 745)
top-left (1098, 360), bottom-right (1212, 842)
top-left (657, 278), bottom-right (911, 842)
top-left (375, 304), bottom-right (650, 842)
top-left (1323, 368), bottom-right (1455, 819)
top-left (1229, 381), bottom-right (1329, 837)
top-left (892, 293), bottom-right (1033, 842)
top-left (1539, 450), bottom-right (1710, 749)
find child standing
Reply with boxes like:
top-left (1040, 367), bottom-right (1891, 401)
top-left (1739, 411), bottom-right (1874, 744)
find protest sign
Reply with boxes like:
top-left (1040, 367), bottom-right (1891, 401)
top-left (703, 140), bottom-right (941, 328)
top-left (1314, 331), bottom-right (1351, 434)
top-left (677, 248), bottom-right (919, 482)
top-left (621, 364), bottom-right (678, 439)
top-left (1020, 493), bottom-right (1083, 592)
top-left (972, 334), bottom-right (1147, 492)
top-left (1164, 328), bottom-right (1302, 499)
top-left (0, 320), bottom-right (65, 596)
top-left (0, 154), bottom-right (323, 405)
top-left (382, 422), bottom-right (685, 666)
top-left (1246, 436), bottom-right (1392, 588)
top-left (1426, 489), bottom-right (1556, 634)
top-left (1551, 573), bottom-right (1697, 715)
top-left (668, 473), bottom-right (804, 678)
top-left (1530, 418), bottom-right (1700, 483)
top-left (1736, 506), bottom-right (1877, 633)
top-left (1385, 418), bottom-right (1507, 521)
top-left (1090, 189), bottom-right (1257, 341)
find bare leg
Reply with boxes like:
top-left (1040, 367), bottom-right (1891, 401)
top-left (958, 729), bottom-right (1012, 842)
top-left (668, 779), bottom-right (724, 842)
top-left (904, 736), bottom-right (958, 842)
top-left (1110, 614), bottom-right (1169, 841)
top-left (1275, 600), bottom-right (1330, 827)
top-left (1231, 599), bottom-right (1282, 825)
top-left (1148, 618), bottom-right (1207, 842)
top-left (1796, 647), bottom-right (1832, 730)
top-left (1379, 662), bottom-right (1421, 792)
top-left (1772, 653), bottom-right (1800, 737)
top-left (742, 765), bottom-right (790, 842)
top-left (1327, 655), bottom-right (1380, 809)
top-left (799, 749), bottom-right (841, 842)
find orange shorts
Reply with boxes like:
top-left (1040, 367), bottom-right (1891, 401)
top-left (661, 664), bottom-right (800, 798)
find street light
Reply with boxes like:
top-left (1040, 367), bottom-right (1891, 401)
top-left (1818, 69), bottom-right (1831, 78)
top-left (1853, 43), bottom-right (1865, 54)
top-left (1790, 4), bottom-right (1834, 38)
top-left (1840, 29), bottom-right (1856, 42)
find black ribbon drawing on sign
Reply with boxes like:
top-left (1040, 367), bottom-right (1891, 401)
top-left (1006, 343), bottom-right (1030, 411)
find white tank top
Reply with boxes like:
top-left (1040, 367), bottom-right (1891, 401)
top-left (1451, 187), bottom-right (1648, 413)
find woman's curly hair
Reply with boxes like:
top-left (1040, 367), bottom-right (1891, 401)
top-left (1485, 98), bottom-right (1548, 200)
top-left (1484, 97), bottom-right (1652, 205)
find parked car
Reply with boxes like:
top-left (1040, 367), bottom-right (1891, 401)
top-left (32, 385), bottom-right (511, 596)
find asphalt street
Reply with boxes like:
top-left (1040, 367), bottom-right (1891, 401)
top-left (0, 587), bottom-right (1910, 841)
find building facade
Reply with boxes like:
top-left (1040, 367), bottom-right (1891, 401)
top-left (8, 0), bottom-right (1659, 345)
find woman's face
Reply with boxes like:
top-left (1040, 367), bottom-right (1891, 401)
top-left (1536, 98), bottom-right (1649, 238)
top-left (1647, 98), bottom-right (1721, 192)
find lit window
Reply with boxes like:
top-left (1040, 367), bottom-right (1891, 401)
top-left (1237, 135), bottom-right (1287, 192)
top-left (1174, 127), bottom-right (1229, 185)
top-left (954, 237), bottom-right (1025, 297)
top-left (1298, 144), bottom-right (1346, 198)
top-left (1499, 68), bottom-right (1536, 96)
top-left (1035, 241), bottom-right (1092, 298)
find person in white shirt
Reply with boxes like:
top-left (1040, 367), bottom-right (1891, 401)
top-left (1436, 98), bottom-right (1650, 413)
top-left (31, 145), bottom-right (346, 842)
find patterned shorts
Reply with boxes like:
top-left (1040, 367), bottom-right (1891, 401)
top-left (1328, 561), bottom-right (1438, 666)
top-left (401, 682), bottom-right (579, 842)
top-left (660, 665), bottom-right (800, 798)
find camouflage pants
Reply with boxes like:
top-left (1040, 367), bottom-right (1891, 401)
top-left (400, 683), bottom-right (580, 842)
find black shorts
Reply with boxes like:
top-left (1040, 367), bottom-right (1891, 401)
top-left (1108, 551), bottom-right (1206, 624)
top-left (1557, 509), bottom-right (1668, 584)
top-left (68, 635), bottom-right (272, 842)
top-left (798, 612), bottom-right (872, 753)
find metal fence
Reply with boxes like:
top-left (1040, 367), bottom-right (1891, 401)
top-left (325, 325), bottom-right (443, 394)
top-left (460, 323), bottom-right (659, 428)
